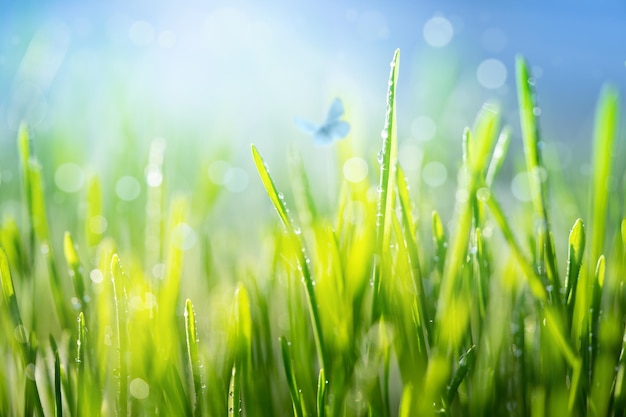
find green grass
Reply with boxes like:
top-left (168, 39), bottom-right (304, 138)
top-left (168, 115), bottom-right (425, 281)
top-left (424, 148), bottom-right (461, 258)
top-left (0, 49), bottom-right (624, 417)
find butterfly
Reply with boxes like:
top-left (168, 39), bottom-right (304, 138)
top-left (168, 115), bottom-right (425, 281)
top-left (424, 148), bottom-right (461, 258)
top-left (294, 98), bottom-right (350, 146)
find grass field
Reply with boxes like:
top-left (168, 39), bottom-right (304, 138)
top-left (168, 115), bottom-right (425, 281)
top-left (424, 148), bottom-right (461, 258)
top-left (0, 49), bottom-right (625, 416)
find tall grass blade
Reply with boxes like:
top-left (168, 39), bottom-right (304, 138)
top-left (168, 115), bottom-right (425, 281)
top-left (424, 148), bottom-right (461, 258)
top-left (251, 144), bottom-right (326, 371)
top-left (432, 210), bottom-right (447, 277)
top-left (76, 312), bottom-right (86, 417)
top-left (614, 325), bottom-right (626, 415)
top-left (445, 345), bottom-right (476, 409)
top-left (0, 248), bottom-right (44, 416)
top-left (145, 138), bottom-right (166, 275)
top-left (17, 123), bottom-right (35, 258)
top-left (590, 256), bottom-right (605, 371)
top-left (516, 56), bottom-right (560, 296)
top-left (589, 86), bottom-right (619, 271)
top-left (85, 174), bottom-right (104, 250)
top-left (372, 48), bottom-right (400, 318)
top-left (485, 126), bottom-right (511, 188)
top-left (437, 107), bottom-right (499, 346)
top-left (111, 254), bottom-right (129, 417)
top-left (228, 365), bottom-right (241, 417)
top-left (317, 368), bottom-right (327, 417)
top-left (64, 232), bottom-right (86, 311)
top-left (288, 147), bottom-right (319, 229)
top-left (0, 248), bottom-right (27, 354)
top-left (184, 299), bottom-right (204, 417)
top-left (396, 164), bottom-right (430, 352)
top-left (565, 219), bottom-right (585, 323)
top-left (279, 336), bottom-right (304, 417)
top-left (50, 335), bottom-right (62, 417)
top-left (398, 384), bottom-right (413, 417)
top-left (28, 158), bottom-right (69, 325)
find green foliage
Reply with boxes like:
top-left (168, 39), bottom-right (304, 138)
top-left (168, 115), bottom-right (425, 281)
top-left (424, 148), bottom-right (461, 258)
top-left (0, 50), bottom-right (624, 417)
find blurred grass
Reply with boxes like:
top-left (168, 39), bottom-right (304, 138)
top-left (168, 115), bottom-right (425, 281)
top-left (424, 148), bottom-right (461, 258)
top-left (0, 49), bottom-right (624, 417)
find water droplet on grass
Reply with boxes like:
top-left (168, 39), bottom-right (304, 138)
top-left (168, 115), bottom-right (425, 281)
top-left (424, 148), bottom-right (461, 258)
top-left (25, 363), bottom-right (36, 380)
top-left (130, 377), bottom-right (150, 399)
top-left (476, 187), bottom-right (491, 202)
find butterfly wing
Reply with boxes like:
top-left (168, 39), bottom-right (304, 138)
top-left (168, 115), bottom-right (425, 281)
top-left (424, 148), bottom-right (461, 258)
top-left (312, 121), bottom-right (350, 146)
top-left (326, 120), bottom-right (350, 140)
top-left (294, 117), bottom-right (319, 135)
top-left (312, 130), bottom-right (334, 146)
top-left (325, 98), bottom-right (344, 123)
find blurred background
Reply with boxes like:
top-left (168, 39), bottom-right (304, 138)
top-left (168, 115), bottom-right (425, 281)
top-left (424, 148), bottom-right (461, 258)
top-left (0, 0), bottom-right (625, 246)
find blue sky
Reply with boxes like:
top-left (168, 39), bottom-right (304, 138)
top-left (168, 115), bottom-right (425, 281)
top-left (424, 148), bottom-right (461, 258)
top-left (0, 0), bottom-right (624, 160)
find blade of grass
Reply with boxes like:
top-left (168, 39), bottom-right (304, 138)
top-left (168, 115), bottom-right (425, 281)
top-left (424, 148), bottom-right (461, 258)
top-left (288, 146), bottom-right (319, 229)
top-left (76, 312), bottom-right (86, 417)
top-left (280, 336), bottom-right (304, 417)
top-left (396, 164), bottom-right (430, 351)
top-left (28, 158), bottom-right (69, 325)
top-left (445, 345), bottom-right (476, 410)
top-left (485, 126), bottom-right (511, 188)
top-left (437, 106), bottom-right (500, 346)
top-left (589, 256), bottom-right (605, 376)
top-left (145, 138), bottom-right (166, 277)
top-left (184, 299), bottom-right (204, 417)
top-left (111, 254), bottom-right (129, 417)
top-left (565, 219), bottom-right (585, 325)
top-left (398, 384), bottom-right (413, 417)
top-left (372, 48), bottom-right (400, 319)
top-left (588, 86), bottom-right (619, 273)
top-left (251, 144), bottom-right (326, 371)
top-left (49, 335), bottom-right (62, 417)
top-left (17, 123), bottom-right (35, 260)
top-left (0, 248), bottom-right (44, 416)
top-left (317, 368), bottom-right (327, 417)
top-left (432, 211), bottom-right (447, 278)
top-left (85, 173), bottom-right (104, 251)
top-left (613, 324), bottom-right (626, 415)
top-left (516, 56), bottom-right (560, 298)
top-left (228, 365), bottom-right (242, 417)
top-left (64, 232), bottom-right (86, 311)
top-left (0, 248), bottom-right (28, 358)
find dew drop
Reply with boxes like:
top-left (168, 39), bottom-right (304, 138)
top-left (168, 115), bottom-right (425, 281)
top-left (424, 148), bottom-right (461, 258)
top-left (476, 187), bottom-right (491, 202)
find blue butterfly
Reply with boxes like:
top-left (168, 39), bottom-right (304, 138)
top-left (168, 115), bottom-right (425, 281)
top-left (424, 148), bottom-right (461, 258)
top-left (294, 98), bottom-right (350, 146)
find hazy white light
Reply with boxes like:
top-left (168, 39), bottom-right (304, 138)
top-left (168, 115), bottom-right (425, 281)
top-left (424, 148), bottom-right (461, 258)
top-left (55, 163), bottom-right (84, 193)
top-left (477, 59), bottom-right (507, 89)
top-left (423, 16), bottom-right (453, 47)
top-left (398, 140), bottom-right (422, 173)
top-left (89, 269), bottom-right (104, 284)
top-left (172, 223), bottom-right (197, 250)
top-left (422, 162), bottom-right (447, 187)
top-left (511, 172), bottom-right (534, 202)
top-left (223, 167), bottom-right (249, 193)
top-left (157, 30), bottom-right (176, 48)
top-left (343, 157), bottom-right (369, 183)
top-left (357, 10), bottom-right (389, 40)
top-left (7, 81), bottom-right (47, 130)
top-left (129, 20), bottom-right (155, 46)
top-left (482, 28), bottom-right (507, 52)
top-left (88, 215), bottom-right (107, 234)
top-left (145, 164), bottom-right (163, 187)
top-left (208, 160), bottom-right (230, 185)
top-left (204, 8), bottom-right (272, 52)
top-left (411, 116), bottom-right (437, 142)
top-left (116, 176), bottom-right (141, 201)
